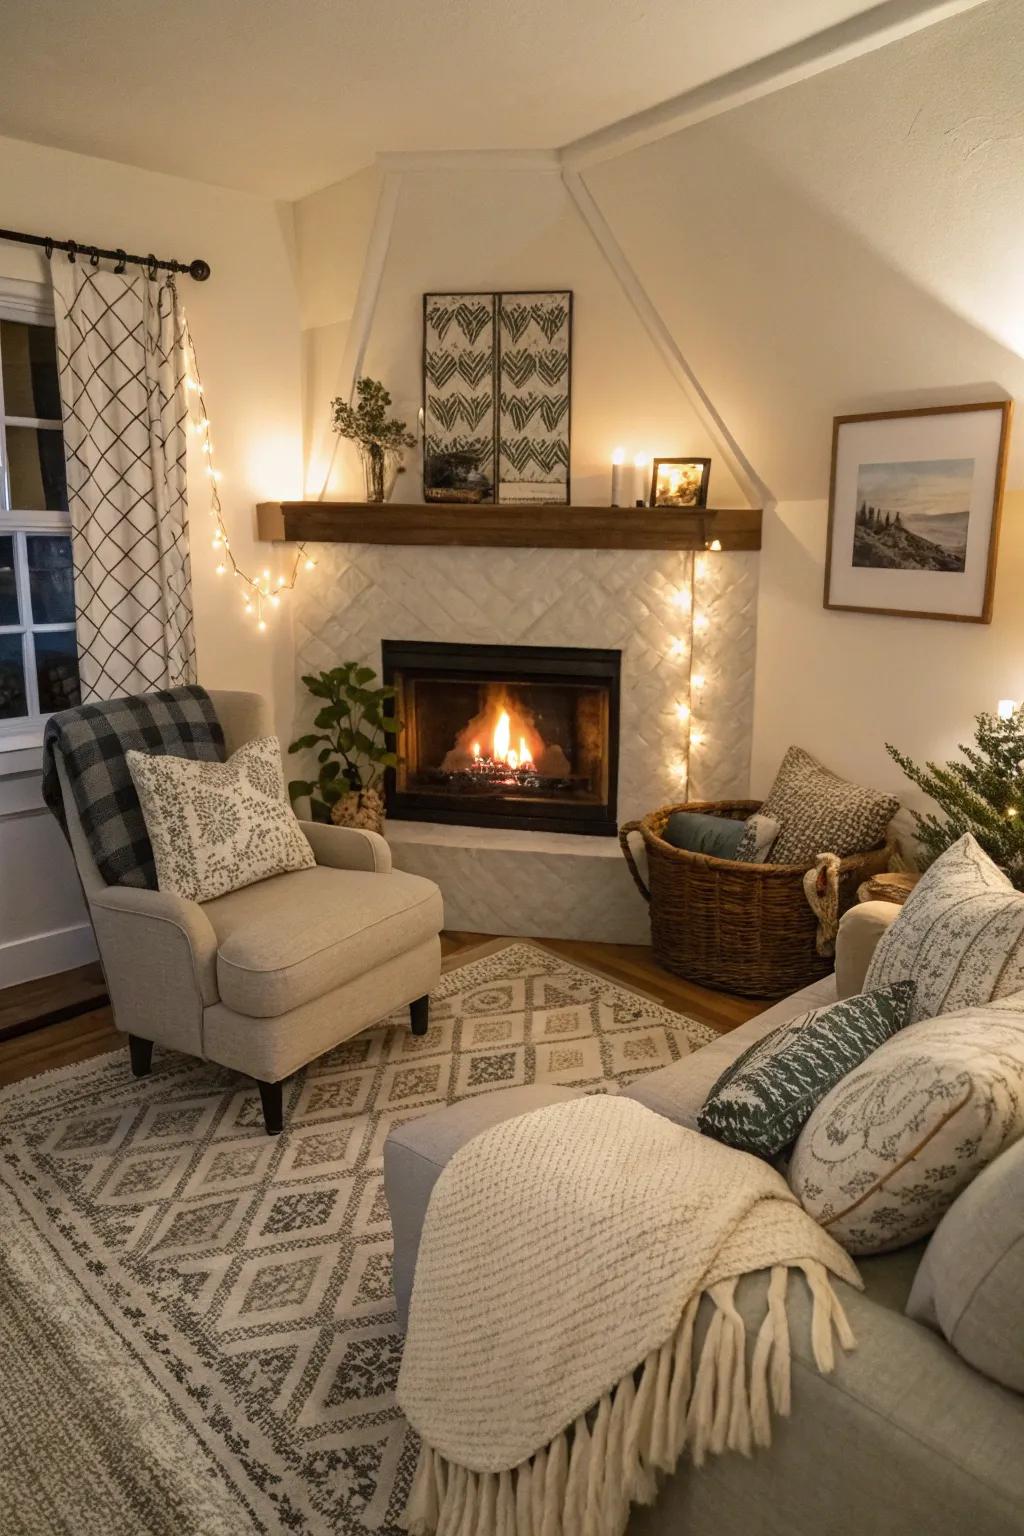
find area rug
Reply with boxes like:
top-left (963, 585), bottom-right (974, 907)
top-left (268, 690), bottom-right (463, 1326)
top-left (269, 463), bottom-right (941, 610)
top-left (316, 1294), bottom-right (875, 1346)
top-left (0, 939), bottom-right (715, 1536)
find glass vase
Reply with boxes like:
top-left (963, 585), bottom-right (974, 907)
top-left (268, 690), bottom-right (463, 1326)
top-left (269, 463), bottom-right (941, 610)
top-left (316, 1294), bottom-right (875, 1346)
top-left (359, 443), bottom-right (401, 503)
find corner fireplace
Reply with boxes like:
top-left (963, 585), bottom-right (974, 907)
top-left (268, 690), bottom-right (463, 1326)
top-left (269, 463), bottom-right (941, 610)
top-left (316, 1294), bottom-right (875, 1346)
top-left (382, 640), bottom-right (621, 835)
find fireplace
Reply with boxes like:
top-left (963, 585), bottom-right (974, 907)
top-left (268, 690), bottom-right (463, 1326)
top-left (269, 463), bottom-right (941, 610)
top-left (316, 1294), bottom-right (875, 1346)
top-left (382, 640), bottom-right (621, 835)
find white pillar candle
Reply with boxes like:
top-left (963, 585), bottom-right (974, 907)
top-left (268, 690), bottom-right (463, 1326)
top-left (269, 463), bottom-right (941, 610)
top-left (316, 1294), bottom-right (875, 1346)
top-left (610, 447), bottom-right (625, 507)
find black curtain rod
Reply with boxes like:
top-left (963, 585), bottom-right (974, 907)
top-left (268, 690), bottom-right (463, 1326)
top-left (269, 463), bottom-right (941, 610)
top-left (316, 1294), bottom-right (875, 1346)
top-left (0, 227), bottom-right (211, 281)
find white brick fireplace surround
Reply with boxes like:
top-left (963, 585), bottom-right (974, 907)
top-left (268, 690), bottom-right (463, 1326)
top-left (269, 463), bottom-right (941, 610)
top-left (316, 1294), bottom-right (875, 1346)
top-left (293, 543), bottom-right (758, 942)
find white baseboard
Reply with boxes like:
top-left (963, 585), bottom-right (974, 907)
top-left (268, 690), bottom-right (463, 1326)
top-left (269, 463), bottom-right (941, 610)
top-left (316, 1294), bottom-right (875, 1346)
top-left (0, 922), bottom-right (98, 990)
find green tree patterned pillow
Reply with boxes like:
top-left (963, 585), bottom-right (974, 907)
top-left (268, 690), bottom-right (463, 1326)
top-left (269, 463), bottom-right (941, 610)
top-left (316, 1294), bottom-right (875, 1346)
top-left (698, 981), bottom-right (916, 1159)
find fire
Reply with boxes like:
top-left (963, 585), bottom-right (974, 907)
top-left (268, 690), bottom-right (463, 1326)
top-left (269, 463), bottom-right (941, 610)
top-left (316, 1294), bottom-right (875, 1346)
top-left (440, 684), bottom-right (554, 777)
top-left (493, 709), bottom-right (511, 763)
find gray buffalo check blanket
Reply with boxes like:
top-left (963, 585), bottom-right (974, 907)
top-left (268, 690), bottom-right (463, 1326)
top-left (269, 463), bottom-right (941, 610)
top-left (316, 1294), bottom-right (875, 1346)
top-left (42, 685), bottom-right (224, 889)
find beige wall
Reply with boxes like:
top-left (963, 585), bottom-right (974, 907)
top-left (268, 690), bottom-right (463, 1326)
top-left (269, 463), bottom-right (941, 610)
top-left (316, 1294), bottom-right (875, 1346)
top-left (0, 135), bottom-right (303, 981)
top-left (294, 163), bottom-right (747, 509)
top-left (584, 0), bottom-right (1024, 803)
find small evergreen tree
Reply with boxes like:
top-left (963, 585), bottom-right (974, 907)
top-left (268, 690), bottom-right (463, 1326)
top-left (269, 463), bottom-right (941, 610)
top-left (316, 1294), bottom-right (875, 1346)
top-left (887, 708), bottom-right (1024, 888)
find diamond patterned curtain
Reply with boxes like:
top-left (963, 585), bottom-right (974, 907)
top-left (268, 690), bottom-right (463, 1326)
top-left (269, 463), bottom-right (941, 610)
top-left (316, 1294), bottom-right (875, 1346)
top-left (50, 264), bottom-right (196, 700)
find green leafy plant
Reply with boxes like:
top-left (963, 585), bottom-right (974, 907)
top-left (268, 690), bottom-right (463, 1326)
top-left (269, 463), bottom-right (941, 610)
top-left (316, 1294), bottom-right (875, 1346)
top-left (887, 706), bottom-right (1024, 888)
top-left (332, 377), bottom-right (416, 501)
top-left (288, 663), bottom-right (400, 823)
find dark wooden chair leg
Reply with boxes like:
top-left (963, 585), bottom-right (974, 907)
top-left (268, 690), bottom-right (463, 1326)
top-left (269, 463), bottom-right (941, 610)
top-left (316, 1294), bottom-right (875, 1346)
top-left (257, 1079), bottom-right (284, 1136)
top-left (410, 995), bottom-right (430, 1036)
top-left (128, 1035), bottom-right (154, 1077)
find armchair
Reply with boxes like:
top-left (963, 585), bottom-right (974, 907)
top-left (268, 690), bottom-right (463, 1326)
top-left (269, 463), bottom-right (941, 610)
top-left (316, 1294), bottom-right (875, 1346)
top-left (52, 690), bottom-right (444, 1133)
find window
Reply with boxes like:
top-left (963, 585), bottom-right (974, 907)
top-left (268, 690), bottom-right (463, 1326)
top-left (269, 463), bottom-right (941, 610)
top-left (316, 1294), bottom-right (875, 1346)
top-left (0, 298), bottom-right (80, 743)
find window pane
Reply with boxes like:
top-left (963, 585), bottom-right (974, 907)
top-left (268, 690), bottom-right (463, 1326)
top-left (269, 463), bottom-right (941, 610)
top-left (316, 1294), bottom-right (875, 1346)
top-left (35, 630), bottom-right (81, 714)
top-left (28, 535), bottom-right (75, 624)
top-left (0, 633), bottom-right (27, 719)
top-left (5, 425), bottom-right (68, 511)
top-left (1, 320), bottom-right (61, 419)
top-left (0, 535), bottom-right (18, 625)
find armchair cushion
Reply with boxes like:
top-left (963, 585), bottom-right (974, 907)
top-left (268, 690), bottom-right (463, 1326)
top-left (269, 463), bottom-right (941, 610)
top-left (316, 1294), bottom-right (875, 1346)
top-left (203, 864), bottom-right (443, 1017)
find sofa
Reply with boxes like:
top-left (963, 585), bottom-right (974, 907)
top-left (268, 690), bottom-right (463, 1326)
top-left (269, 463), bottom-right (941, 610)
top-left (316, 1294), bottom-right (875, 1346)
top-left (384, 901), bottom-right (1024, 1536)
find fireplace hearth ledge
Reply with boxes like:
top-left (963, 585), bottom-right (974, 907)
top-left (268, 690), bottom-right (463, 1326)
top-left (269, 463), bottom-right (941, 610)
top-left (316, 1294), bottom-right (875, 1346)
top-left (385, 820), bottom-right (649, 945)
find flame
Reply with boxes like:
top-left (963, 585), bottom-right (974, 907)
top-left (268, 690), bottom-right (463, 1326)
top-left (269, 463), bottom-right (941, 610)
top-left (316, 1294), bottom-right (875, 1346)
top-left (493, 710), bottom-right (511, 762)
top-left (441, 684), bottom-right (553, 775)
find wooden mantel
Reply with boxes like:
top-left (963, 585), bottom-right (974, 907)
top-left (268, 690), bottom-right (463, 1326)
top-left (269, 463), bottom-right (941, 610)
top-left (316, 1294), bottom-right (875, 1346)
top-left (255, 501), bottom-right (762, 551)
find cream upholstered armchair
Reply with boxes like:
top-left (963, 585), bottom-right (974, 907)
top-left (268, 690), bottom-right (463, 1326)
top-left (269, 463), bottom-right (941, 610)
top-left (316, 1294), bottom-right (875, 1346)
top-left (53, 690), bottom-right (444, 1134)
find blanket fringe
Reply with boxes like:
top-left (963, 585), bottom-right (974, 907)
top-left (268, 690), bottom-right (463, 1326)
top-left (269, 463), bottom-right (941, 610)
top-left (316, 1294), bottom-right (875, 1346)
top-left (403, 1261), bottom-right (854, 1536)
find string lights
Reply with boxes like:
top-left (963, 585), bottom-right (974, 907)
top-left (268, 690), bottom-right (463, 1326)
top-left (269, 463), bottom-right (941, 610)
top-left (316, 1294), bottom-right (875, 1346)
top-left (180, 317), bottom-right (316, 630)
top-left (669, 544), bottom-right (719, 794)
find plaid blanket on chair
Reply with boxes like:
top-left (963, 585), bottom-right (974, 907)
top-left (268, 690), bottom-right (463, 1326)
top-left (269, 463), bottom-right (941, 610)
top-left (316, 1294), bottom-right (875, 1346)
top-left (42, 686), bottom-right (225, 889)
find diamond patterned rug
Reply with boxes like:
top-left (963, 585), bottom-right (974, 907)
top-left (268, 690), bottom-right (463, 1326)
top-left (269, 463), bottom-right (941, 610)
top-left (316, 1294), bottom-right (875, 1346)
top-left (0, 940), bottom-right (715, 1536)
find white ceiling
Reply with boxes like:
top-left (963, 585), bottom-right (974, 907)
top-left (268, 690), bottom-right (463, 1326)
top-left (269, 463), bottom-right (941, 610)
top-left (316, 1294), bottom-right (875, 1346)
top-left (0, 0), bottom-right (887, 200)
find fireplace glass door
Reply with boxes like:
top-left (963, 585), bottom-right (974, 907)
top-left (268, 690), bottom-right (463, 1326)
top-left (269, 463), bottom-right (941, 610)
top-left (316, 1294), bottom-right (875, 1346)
top-left (382, 641), bottom-right (620, 835)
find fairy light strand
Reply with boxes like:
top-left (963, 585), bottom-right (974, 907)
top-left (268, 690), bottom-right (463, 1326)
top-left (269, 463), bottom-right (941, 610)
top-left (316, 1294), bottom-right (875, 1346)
top-left (180, 316), bottom-right (316, 630)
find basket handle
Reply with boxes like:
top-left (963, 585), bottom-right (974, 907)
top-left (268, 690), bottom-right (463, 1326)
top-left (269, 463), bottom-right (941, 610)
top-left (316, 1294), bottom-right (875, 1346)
top-left (619, 820), bottom-right (650, 902)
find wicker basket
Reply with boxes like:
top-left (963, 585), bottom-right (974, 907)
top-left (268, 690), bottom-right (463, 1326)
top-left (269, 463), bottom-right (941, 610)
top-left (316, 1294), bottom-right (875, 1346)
top-left (619, 799), bottom-right (890, 999)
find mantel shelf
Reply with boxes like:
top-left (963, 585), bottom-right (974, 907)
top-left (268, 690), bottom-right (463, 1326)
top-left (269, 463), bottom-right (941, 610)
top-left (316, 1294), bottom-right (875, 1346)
top-left (255, 501), bottom-right (762, 551)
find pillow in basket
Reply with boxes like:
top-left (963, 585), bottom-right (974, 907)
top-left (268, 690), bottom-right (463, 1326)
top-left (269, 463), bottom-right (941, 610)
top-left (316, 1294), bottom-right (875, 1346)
top-left (736, 745), bottom-right (897, 865)
top-left (698, 980), bottom-right (915, 1159)
top-left (864, 833), bottom-right (1024, 1024)
top-left (662, 811), bottom-right (779, 862)
top-left (788, 996), bottom-right (1024, 1254)
top-left (126, 735), bottom-right (315, 903)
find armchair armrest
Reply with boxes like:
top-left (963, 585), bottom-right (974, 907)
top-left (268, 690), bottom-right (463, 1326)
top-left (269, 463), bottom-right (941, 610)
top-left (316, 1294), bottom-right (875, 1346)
top-left (90, 885), bottom-right (219, 1006)
top-left (835, 899), bottom-right (902, 999)
top-left (299, 819), bottom-right (392, 874)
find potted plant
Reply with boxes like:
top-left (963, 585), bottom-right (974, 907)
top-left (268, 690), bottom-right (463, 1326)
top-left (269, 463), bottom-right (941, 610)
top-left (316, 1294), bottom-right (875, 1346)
top-left (331, 377), bottom-right (417, 503)
top-left (288, 663), bottom-right (400, 833)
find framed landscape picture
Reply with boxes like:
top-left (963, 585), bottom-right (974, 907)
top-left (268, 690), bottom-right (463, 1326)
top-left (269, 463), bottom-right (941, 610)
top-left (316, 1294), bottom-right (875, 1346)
top-left (824, 402), bottom-right (1013, 623)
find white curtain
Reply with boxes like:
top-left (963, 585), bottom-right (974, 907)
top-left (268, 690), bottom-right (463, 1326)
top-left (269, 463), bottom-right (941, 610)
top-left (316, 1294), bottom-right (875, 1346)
top-left (51, 263), bottom-right (196, 700)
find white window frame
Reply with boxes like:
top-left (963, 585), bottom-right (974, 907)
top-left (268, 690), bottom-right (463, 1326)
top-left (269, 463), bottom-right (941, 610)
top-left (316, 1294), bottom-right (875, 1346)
top-left (0, 279), bottom-right (77, 751)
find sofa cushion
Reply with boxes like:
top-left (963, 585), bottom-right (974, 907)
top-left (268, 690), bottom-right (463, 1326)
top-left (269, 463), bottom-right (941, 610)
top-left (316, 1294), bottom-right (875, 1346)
top-left (865, 833), bottom-right (1024, 1023)
top-left (697, 981), bottom-right (916, 1158)
top-left (739, 744), bottom-right (897, 865)
top-left (204, 864), bottom-right (443, 1017)
top-left (907, 1136), bottom-right (1024, 1393)
top-left (789, 997), bottom-right (1024, 1255)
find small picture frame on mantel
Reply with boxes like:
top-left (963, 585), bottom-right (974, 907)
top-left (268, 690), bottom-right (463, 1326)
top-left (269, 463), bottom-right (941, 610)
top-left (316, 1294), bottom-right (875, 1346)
top-left (651, 457), bottom-right (711, 509)
top-left (824, 401), bottom-right (1013, 624)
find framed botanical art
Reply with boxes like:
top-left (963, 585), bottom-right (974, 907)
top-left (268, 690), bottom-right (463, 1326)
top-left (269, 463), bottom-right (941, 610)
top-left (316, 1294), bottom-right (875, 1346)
top-left (422, 290), bottom-right (572, 505)
top-left (824, 401), bottom-right (1013, 623)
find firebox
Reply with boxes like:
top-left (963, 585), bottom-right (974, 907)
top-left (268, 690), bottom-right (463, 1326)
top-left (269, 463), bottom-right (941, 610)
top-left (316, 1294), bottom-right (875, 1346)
top-left (382, 640), bottom-right (621, 836)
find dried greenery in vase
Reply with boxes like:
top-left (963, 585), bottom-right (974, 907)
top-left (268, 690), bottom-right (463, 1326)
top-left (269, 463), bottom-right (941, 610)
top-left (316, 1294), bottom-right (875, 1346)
top-left (887, 706), bottom-right (1024, 888)
top-left (288, 663), bottom-right (400, 830)
top-left (331, 377), bottom-right (416, 502)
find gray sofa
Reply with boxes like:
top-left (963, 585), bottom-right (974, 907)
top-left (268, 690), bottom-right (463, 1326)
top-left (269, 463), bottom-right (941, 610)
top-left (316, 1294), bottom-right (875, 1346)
top-left (384, 902), bottom-right (1024, 1536)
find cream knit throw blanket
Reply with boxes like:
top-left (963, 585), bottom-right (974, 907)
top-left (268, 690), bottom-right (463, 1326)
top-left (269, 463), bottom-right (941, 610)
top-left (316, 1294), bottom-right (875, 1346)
top-left (398, 1097), bottom-right (861, 1536)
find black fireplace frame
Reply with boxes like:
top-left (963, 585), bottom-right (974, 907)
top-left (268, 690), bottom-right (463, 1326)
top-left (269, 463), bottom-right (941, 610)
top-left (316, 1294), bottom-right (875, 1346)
top-left (381, 639), bottom-right (621, 836)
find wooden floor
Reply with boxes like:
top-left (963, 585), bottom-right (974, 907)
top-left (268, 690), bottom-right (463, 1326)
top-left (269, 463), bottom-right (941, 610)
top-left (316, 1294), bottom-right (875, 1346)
top-left (0, 937), bottom-right (767, 1090)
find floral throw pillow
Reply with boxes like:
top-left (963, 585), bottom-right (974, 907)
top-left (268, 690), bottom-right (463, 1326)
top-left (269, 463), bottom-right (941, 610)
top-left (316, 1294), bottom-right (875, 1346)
top-left (698, 981), bottom-right (916, 1159)
top-left (126, 736), bottom-right (315, 902)
top-left (788, 998), bottom-right (1024, 1254)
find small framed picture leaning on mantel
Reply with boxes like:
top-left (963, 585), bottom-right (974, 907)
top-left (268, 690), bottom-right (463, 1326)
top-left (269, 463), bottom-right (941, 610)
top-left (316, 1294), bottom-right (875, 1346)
top-left (823, 400), bottom-right (1013, 624)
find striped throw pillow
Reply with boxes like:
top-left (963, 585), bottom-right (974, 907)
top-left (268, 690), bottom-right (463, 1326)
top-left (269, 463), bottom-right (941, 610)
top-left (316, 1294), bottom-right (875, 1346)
top-left (865, 834), bottom-right (1024, 1023)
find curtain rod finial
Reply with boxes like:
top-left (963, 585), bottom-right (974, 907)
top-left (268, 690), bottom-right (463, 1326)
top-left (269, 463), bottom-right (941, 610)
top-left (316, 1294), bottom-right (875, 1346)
top-left (189, 258), bottom-right (211, 282)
